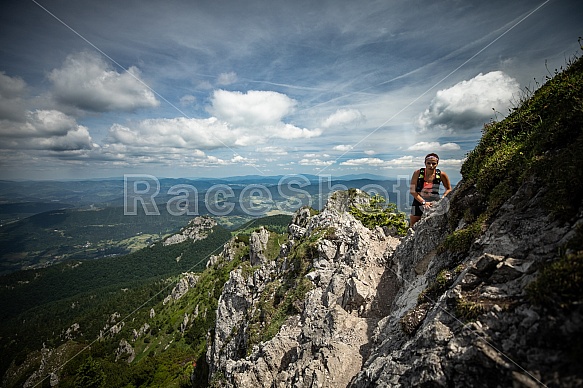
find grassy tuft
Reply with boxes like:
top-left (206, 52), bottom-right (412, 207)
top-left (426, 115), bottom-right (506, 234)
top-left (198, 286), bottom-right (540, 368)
top-left (455, 297), bottom-right (486, 322)
top-left (526, 251), bottom-right (583, 310)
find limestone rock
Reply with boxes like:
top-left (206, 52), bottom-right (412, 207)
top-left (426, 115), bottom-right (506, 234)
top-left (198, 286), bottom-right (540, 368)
top-left (249, 227), bottom-right (270, 266)
top-left (207, 190), bottom-right (401, 387)
top-left (171, 272), bottom-right (199, 301)
top-left (115, 339), bottom-right (136, 363)
top-left (163, 216), bottom-right (217, 246)
top-left (206, 180), bottom-right (583, 387)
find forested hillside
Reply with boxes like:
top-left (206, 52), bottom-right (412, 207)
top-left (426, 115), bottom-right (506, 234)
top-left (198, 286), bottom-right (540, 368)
top-left (0, 214), bottom-right (291, 387)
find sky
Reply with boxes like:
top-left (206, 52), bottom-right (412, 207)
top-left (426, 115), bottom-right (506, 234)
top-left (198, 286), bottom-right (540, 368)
top-left (0, 0), bottom-right (581, 182)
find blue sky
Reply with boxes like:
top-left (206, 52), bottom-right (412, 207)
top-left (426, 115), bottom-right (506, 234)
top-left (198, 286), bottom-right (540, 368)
top-left (0, 0), bottom-right (581, 181)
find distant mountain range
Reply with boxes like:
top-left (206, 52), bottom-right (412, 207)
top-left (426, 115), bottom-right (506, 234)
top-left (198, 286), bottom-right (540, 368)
top-left (0, 174), bottom-right (406, 214)
top-left (0, 174), bottom-right (415, 275)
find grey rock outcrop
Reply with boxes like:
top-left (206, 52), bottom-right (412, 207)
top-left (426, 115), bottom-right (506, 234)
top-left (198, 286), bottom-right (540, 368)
top-left (206, 182), bottom-right (582, 387)
top-left (207, 189), bottom-right (401, 386)
top-left (115, 339), bottom-right (135, 364)
top-left (249, 227), bottom-right (270, 266)
top-left (351, 179), bottom-right (582, 387)
top-left (163, 216), bottom-right (217, 246)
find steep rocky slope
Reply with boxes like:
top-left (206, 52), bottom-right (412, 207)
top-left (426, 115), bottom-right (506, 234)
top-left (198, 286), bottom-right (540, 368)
top-left (205, 55), bottom-right (583, 387)
top-left (206, 185), bottom-right (582, 387)
top-left (207, 191), bottom-right (402, 386)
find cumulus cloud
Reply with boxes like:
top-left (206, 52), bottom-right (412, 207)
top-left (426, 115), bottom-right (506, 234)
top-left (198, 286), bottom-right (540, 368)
top-left (407, 141), bottom-right (460, 151)
top-left (0, 109), bottom-right (93, 151)
top-left (193, 155), bottom-right (229, 167)
top-left (321, 108), bottom-right (365, 128)
top-left (48, 51), bottom-right (159, 112)
top-left (304, 153), bottom-right (330, 158)
top-left (209, 89), bottom-right (296, 127)
top-left (0, 72), bottom-right (94, 153)
top-left (340, 157), bottom-right (386, 167)
top-left (272, 123), bottom-right (322, 140)
top-left (257, 146), bottom-right (288, 155)
top-left (105, 115), bottom-right (320, 153)
top-left (299, 158), bottom-right (334, 166)
top-left (418, 71), bottom-right (520, 132)
top-left (0, 71), bottom-right (27, 121)
top-left (231, 154), bottom-right (249, 163)
top-left (106, 117), bottom-right (233, 150)
top-left (333, 144), bottom-right (353, 152)
top-left (205, 89), bottom-right (321, 140)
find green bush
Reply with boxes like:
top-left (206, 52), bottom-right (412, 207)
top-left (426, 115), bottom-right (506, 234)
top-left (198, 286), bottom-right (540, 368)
top-left (349, 194), bottom-right (408, 236)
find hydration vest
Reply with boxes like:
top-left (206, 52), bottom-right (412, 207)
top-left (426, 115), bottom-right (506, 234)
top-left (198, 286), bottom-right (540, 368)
top-left (416, 168), bottom-right (441, 197)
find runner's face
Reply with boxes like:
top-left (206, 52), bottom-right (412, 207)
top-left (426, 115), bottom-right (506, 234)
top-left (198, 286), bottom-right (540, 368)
top-left (425, 159), bottom-right (438, 169)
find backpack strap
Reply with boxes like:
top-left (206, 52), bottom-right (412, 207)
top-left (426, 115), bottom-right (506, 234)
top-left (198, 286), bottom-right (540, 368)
top-left (416, 168), bottom-right (441, 194)
top-left (416, 168), bottom-right (425, 192)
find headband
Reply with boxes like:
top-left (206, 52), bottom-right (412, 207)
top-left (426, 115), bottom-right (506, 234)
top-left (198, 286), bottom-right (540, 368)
top-left (425, 156), bottom-right (439, 161)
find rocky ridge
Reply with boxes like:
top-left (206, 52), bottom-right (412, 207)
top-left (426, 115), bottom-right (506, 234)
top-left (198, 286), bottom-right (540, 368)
top-left (162, 216), bottom-right (217, 246)
top-left (206, 182), bottom-right (582, 387)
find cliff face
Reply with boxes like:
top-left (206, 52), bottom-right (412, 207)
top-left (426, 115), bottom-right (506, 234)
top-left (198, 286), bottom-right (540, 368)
top-left (352, 178), bottom-right (582, 387)
top-left (207, 180), bottom-right (582, 387)
top-left (207, 190), bottom-right (401, 387)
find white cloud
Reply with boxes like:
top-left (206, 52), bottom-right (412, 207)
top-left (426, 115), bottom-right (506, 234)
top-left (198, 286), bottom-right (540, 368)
top-left (48, 51), bottom-right (159, 112)
top-left (304, 153), bottom-right (330, 158)
top-left (209, 89), bottom-right (296, 127)
top-left (299, 158), bottom-right (334, 166)
top-left (418, 71), bottom-right (520, 132)
top-left (383, 155), bottom-right (418, 169)
top-left (340, 157), bottom-right (386, 167)
top-left (105, 112), bottom-right (320, 153)
top-left (364, 150), bottom-right (376, 155)
top-left (273, 123), bottom-right (322, 140)
top-left (0, 109), bottom-right (93, 151)
top-left (217, 71), bottom-right (238, 85)
top-left (0, 74), bottom-right (94, 153)
top-left (407, 141), bottom-right (460, 151)
top-left (257, 146), bottom-right (288, 155)
top-left (333, 144), bottom-right (353, 152)
top-left (205, 90), bottom-right (321, 140)
top-left (194, 155), bottom-right (229, 166)
top-left (106, 117), bottom-right (233, 150)
top-left (321, 108), bottom-right (365, 128)
top-left (231, 154), bottom-right (254, 163)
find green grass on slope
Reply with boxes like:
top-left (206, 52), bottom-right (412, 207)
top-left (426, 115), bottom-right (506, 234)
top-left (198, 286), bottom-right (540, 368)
top-left (461, 52), bottom-right (583, 222)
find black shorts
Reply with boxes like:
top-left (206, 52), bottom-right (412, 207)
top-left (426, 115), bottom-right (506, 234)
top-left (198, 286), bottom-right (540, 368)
top-left (411, 204), bottom-right (424, 217)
